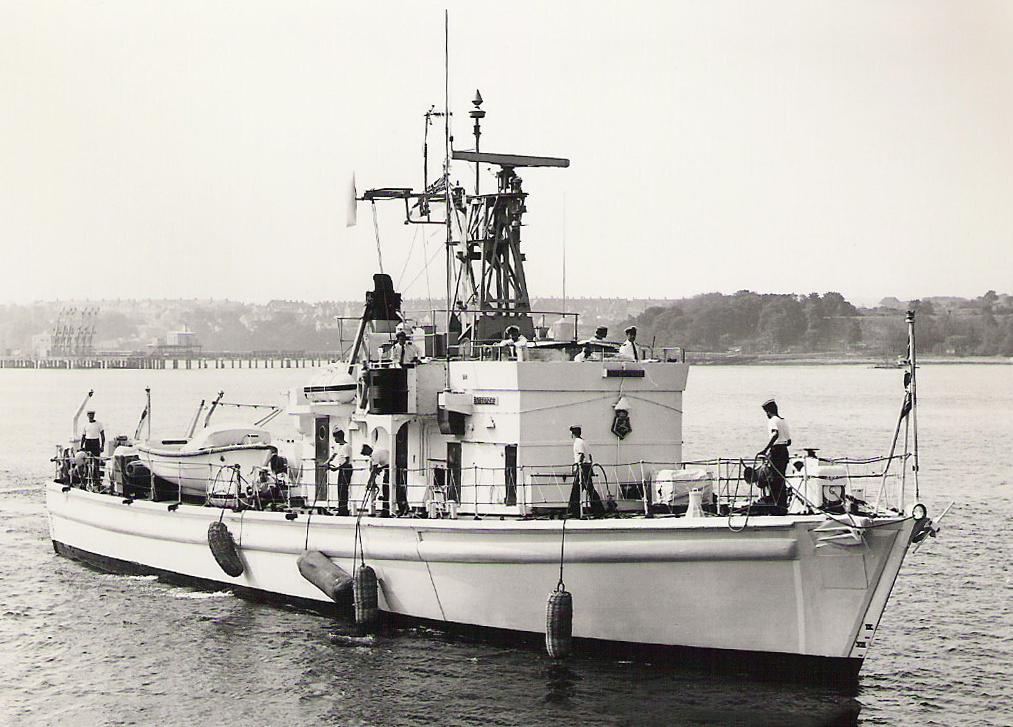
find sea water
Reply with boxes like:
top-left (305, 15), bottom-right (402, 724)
top-left (1, 364), bottom-right (1010, 726)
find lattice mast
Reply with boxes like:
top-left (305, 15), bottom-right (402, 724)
top-left (450, 93), bottom-right (569, 343)
top-left (356, 89), bottom-right (568, 351)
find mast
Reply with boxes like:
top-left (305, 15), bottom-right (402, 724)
top-left (906, 311), bottom-right (919, 501)
top-left (357, 16), bottom-right (568, 354)
top-left (470, 90), bottom-right (485, 195)
top-left (875, 311), bottom-right (920, 512)
top-left (444, 9), bottom-right (453, 356)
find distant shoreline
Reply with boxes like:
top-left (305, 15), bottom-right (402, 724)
top-left (687, 353), bottom-right (1013, 366)
top-left (2, 353), bottom-right (1010, 370)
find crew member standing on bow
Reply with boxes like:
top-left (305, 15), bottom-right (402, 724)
top-left (757, 398), bottom-right (791, 509)
top-left (568, 425), bottom-right (604, 517)
top-left (618, 326), bottom-right (639, 361)
top-left (80, 410), bottom-right (105, 458)
top-left (328, 429), bottom-right (353, 516)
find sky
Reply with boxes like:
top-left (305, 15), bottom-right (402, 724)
top-left (1, 0), bottom-right (1012, 306)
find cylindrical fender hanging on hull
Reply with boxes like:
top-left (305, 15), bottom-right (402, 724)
top-left (353, 565), bottom-right (379, 625)
top-left (546, 586), bottom-right (573, 659)
top-left (297, 550), bottom-right (353, 602)
top-left (207, 521), bottom-right (244, 577)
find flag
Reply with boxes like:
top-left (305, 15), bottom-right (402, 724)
top-left (346, 172), bottom-right (357, 228)
top-left (134, 404), bottom-right (149, 441)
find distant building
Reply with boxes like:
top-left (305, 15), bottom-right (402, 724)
top-left (149, 327), bottom-right (202, 357)
top-left (33, 332), bottom-right (54, 358)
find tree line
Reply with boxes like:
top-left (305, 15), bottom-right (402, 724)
top-left (4, 292), bottom-right (1012, 358)
top-left (623, 290), bottom-right (1013, 357)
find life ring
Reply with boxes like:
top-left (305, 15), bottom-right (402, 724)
top-left (207, 521), bottom-right (244, 577)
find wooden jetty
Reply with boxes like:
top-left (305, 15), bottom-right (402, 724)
top-left (0, 352), bottom-right (331, 370)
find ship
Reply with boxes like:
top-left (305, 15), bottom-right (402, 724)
top-left (46, 88), bottom-right (937, 685)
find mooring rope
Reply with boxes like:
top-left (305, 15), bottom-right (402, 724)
top-left (726, 459), bottom-right (751, 533)
top-left (352, 479), bottom-right (375, 569)
top-left (556, 516), bottom-right (567, 591)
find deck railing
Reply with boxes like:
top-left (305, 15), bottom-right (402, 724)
top-left (55, 446), bottom-right (913, 518)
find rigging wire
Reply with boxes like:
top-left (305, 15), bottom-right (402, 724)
top-left (401, 244), bottom-right (446, 297)
top-left (423, 228), bottom-right (434, 313)
top-left (395, 224), bottom-right (423, 291)
top-left (371, 201), bottom-right (384, 275)
top-left (557, 516), bottom-right (567, 590)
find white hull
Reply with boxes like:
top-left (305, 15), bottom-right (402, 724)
top-left (135, 444), bottom-right (276, 499)
top-left (47, 483), bottom-right (916, 672)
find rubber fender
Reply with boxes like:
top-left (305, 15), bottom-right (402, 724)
top-left (353, 566), bottom-right (379, 625)
top-left (297, 550), bottom-right (353, 602)
top-left (546, 588), bottom-right (573, 659)
top-left (207, 521), bottom-right (244, 577)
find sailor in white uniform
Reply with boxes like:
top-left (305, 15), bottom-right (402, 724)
top-left (80, 410), bottom-right (105, 457)
top-left (617, 326), bottom-right (639, 361)
top-left (498, 325), bottom-right (528, 361)
top-left (390, 328), bottom-right (421, 366)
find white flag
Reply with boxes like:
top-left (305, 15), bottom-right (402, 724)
top-left (346, 172), bottom-right (357, 228)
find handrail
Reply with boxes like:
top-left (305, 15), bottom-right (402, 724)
top-left (54, 448), bottom-right (913, 519)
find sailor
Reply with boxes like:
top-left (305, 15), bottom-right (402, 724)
top-left (498, 325), bottom-right (528, 361)
top-left (757, 398), bottom-right (792, 509)
top-left (390, 327), bottom-right (421, 366)
top-left (80, 410), bottom-right (105, 458)
top-left (361, 443), bottom-right (393, 515)
top-left (69, 450), bottom-right (89, 485)
top-left (575, 326), bottom-right (607, 360)
top-left (568, 425), bottom-right (604, 517)
top-left (617, 326), bottom-right (639, 361)
top-left (328, 429), bottom-right (353, 516)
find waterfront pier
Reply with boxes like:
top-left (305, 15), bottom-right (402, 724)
top-left (0, 352), bottom-right (332, 370)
